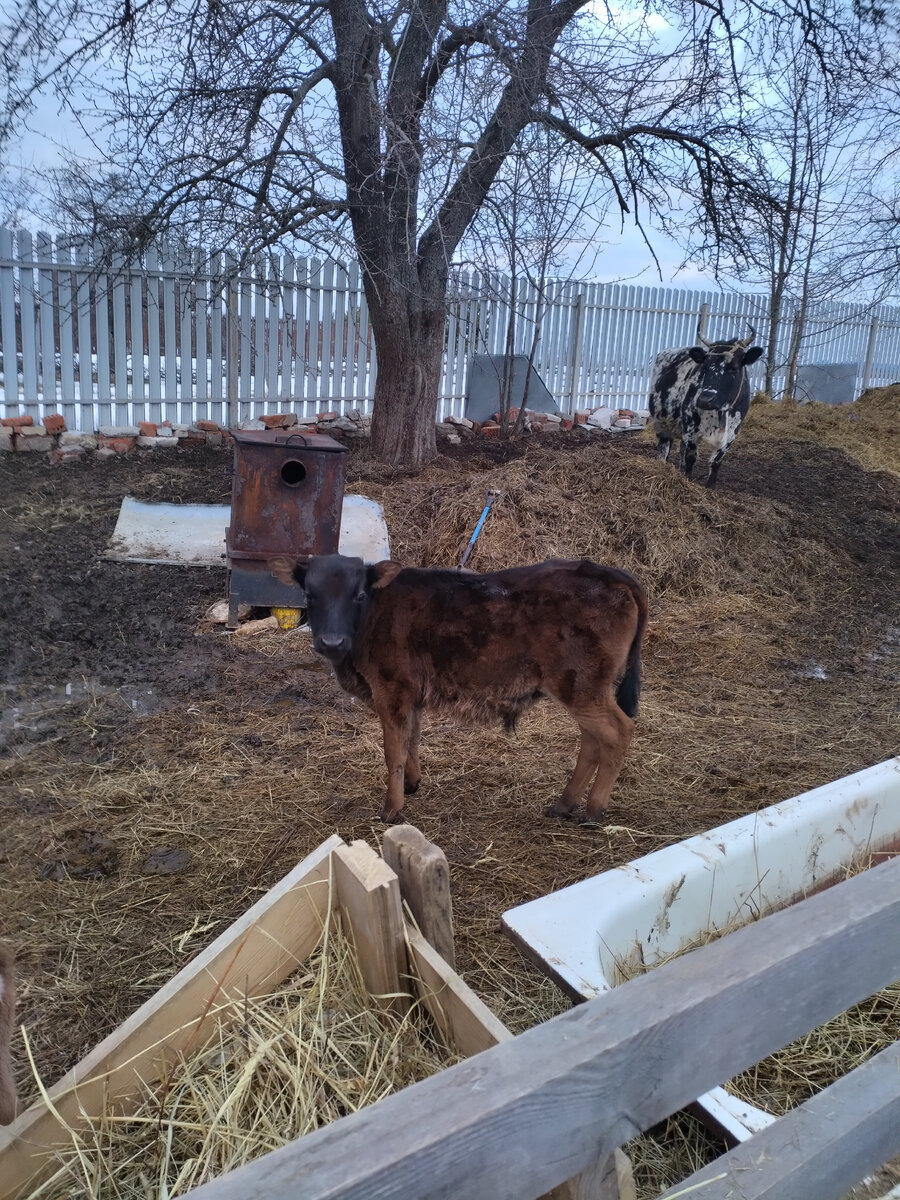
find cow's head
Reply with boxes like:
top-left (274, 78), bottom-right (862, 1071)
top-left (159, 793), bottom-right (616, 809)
top-left (688, 326), bottom-right (764, 412)
top-left (270, 554), bottom-right (401, 660)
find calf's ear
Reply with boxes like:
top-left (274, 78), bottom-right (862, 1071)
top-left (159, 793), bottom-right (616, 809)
top-left (269, 557), bottom-right (307, 588)
top-left (369, 560), bottom-right (402, 589)
top-left (688, 346), bottom-right (707, 364)
top-left (743, 345), bottom-right (764, 366)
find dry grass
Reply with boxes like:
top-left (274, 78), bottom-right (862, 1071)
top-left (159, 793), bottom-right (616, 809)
top-left (744, 385), bottom-right (900, 479)
top-left (26, 921), bottom-right (459, 1200)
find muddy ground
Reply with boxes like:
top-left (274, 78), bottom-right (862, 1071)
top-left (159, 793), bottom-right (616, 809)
top-left (1, 417), bottom-right (898, 1194)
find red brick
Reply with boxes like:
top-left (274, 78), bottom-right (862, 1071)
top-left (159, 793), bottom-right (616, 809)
top-left (97, 435), bottom-right (135, 454)
top-left (260, 413), bottom-right (290, 428)
top-left (50, 446), bottom-right (85, 465)
top-left (574, 410), bottom-right (591, 425)
top-left (318, 424), bottom-right (343, 438)
top-left (317, 411), bottom-right (338, 422)
top-left (43, 414), bottom-right (66, 434)
top-left (139, 421), bottom-right (158, 437)
top-left (180, 434), bottom-right (206, 448)
top-left (1, 415), bottom-right (34, 428)
top-left (560, 418), bottom-right (574, 432)
top-left (196, 420), bottom-right (219, 432)
top-left (480, 422), bottom-right (501, 438)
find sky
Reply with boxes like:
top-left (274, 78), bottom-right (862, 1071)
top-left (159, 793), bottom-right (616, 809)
top-left (0, 11), bottom-right (727, 292)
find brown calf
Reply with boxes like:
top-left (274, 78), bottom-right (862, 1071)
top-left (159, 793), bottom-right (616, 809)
top-left (0, 942), bottom-right (16, 1125)
top-left (272, 555), bottom-right (648, 824)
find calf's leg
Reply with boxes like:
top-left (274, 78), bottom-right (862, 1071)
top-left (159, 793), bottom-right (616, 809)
top-left (375, 692), bottom-right (416, 822)
top-left (546, 727), bottom-right (604, 818)
top-left (583, 705), bottom-right (635, 821)
top-left (404, 707), bottom-right (423, 795)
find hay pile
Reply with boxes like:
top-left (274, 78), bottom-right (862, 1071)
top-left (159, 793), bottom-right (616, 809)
top-left (744, 385), bottom-right (900, 478)
top-left (27, 922), bottom-right (458, 1199)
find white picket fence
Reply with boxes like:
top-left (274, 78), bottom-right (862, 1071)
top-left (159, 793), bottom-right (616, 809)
top-left (2, 227), bottom-right (899, 432)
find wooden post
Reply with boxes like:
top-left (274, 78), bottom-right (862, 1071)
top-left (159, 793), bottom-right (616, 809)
top-left (382, 825), bottom-right (455, 969)
top-left (333, 840), bottom-right (410, 1014)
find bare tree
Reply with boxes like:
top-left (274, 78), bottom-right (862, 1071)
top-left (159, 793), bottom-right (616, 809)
top-left (686, 21), bottom-right (891, 396)
top-left (0, 0), bottom-right (877, 464)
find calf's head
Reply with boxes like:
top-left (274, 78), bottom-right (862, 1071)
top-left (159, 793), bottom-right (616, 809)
top-left (270, 554), bottom-right (401, 660)
top-left (688, 328), bottom-right (763, 412)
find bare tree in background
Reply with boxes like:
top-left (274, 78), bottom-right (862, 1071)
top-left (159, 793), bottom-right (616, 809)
top-left (686, 22), bottom-right (890, 396)
top-left (462, 125), bottom-right (596, 435)
top-left (0, 0), bottom-right (880, 463)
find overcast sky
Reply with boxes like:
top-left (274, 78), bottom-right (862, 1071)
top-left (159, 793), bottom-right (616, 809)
top-left (2, 32), bottom-right (731, 292)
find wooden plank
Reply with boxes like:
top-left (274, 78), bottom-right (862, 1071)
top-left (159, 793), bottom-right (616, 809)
top-left (17, 230), bottom-right (39, 419)
top-left (0, 834), bottom-right (344, 1200)
top-left (180, 251), bottom-right (194, 422)
top-left (145, 246), bottom-right (162, 424)
top-left (36, 232), bottom-right (57, 417)
top-left (407, 927), bottom-right (622, 1200)
top-left (111, 251), bottom-right (129, 426)
top-left (162, 243), bottom-right (178, 424)
top-left (383, 824), bottom-right (455, 968)
top-left (181, 853), bottom-right (900, 1200)
top-left (280, 254), bottom-right (294, 407)
top-left (333, 840), bottom-right (409, 1014)
top-left (129, 260), bottom-right (145, 419)
top-left (407, 926), bottom-right (508, 1058)
top-left (195, 254), bottom-right (208, 419)
top-left (74, 239), bottom-right (94, 426)
top-left (0, 227), bottom-right (18, 412)
top-left (266, 254), bottom-right (280, 408)
top-left (94, 243), bottom-right (112, 427)
top-left (658, 1040), bottom-right (900, 1200)
top-left (210, 253), bottom-right (224, 424)
top-left (56, 236), bottom-right (76, 428)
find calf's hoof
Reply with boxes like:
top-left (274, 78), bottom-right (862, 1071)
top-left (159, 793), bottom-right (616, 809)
top-left (403, 779), bottom-right (420, 796)
top-left (544, 801), bottom-right (577, 820)
top-left (379, 803), bottom-right (406, 824)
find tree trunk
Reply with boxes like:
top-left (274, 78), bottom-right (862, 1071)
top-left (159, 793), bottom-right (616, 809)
top-left (368, 303), bottom-right (446, 467)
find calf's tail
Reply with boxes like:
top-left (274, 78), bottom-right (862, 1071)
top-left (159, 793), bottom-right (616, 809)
top-left (615, 579), bottom-right (649, 719)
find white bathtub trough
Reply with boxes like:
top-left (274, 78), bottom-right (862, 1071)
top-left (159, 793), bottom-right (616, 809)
top-left (502, 757), bottom-right (900, 1141)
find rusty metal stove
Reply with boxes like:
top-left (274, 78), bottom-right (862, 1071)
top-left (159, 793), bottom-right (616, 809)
top-left (226, 429), bottom-right (348, 627)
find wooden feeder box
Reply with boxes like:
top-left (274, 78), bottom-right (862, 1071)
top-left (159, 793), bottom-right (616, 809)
top-left (0, 828), bottom-right (633, 1200)
top-left (225, 429), bottom-right (348, 626)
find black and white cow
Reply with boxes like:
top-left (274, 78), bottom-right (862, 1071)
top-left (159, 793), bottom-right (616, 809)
top-left (648, 325), bottom-right (764, 487)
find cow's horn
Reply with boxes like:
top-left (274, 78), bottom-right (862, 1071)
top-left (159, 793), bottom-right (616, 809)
top-left (739, 322), bottom-right (757, 348)
top-left (696, 319), bottom-right (713, 349)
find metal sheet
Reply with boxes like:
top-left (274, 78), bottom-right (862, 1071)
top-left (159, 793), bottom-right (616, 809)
top-left (105, 494), bottom-right (390, 567)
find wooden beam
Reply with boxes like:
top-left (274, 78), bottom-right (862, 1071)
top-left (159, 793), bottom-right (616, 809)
top-left (333, 840), bottom-right (409, 1014)
top-left (0, 834), bottom-right (343, 1200)
top-left (181, 854), bottom-right (900, 1200)
top-left (383, 825), bottom-right (456, 968)
top-left (659, 1039), bottom-right (900, 1200)
top-left (407, 925), bottom-right (510, 1058)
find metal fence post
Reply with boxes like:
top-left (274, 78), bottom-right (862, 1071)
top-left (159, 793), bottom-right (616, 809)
top-left (225, 256), bottom-right (238, 430)
top-left (566, 292), bottom-right (585, 416)
top-left (861, 315), bottom-right (879, 394)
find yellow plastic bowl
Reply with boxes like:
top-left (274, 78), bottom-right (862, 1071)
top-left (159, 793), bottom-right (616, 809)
top-left (271, 606), bottom-right (303, 631)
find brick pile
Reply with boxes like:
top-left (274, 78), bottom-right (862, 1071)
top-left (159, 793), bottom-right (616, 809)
top-left (439, 406), bottom-right (649, 443)
top-left (0, 404), bottom-right (648, 463)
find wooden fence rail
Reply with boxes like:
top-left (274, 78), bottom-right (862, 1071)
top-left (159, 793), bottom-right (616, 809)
top-left (2, 227), bottom-right (900, 431)
top-left (182, 854), bottom-right (900, 1200)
